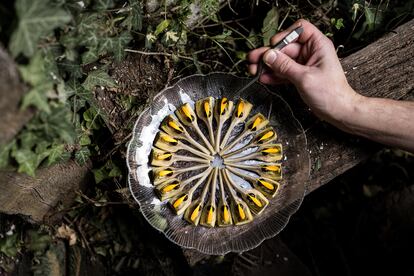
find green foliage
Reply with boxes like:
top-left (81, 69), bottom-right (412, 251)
top-left (93, 160), bottom-right (122, 184)
top-left (7, 104), bottom-right (75, 176)
top-left (26, 230), bottom-right (52, 252)
top-left (350, 1), bottom-right (413, 40)
top-left (262, 6), bottom-right (279, 46)
top-left (82, 106), bottom-right (104, 130)
top-left (331, 18), bottom-right (345, 30)
top-left (353, 5), bottom-right (384, 39)
top-left (82, 70), bottom-right (117, 91)
top-left (65, 9), bottom-right (134, 64)
top-left (19, 52), bottom-right (55, 113)
top-left (21, 89), bottom-right (52, 114)
top-left (154, 20), bottom-right (170, 36)
top-left (2, 0), bottom-right (148, 175)
top-left (45, 144), bottom-right (67, 166)
top-left (99, 32), bottom-right (133, 61)
top-left (9, 0), bottom-right (71, 57)
top-left (11, 149), bottom-right (39, 176)
top-left (0, 141), bottom-right (16, 168)
top-left (28, 106), bottom-right (77, 144)
top-left (200, 0), bottom-right (220, 22)
top-left (121, 0), bottom-right (143, 31)
top-left (93, 0), bottom-right (115, 11)
top-left (75, 147), bottom-right (91, 165)
top-left (0, 234), bottom-right (20, 258)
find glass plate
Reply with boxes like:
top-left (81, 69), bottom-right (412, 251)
top-left (127, 73), bottom-right (310, 254)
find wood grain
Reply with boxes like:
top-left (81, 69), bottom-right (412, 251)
top-left (0, 160), bottom-right (92, 223)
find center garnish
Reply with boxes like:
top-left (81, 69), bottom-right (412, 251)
top-left (211, 154), bottom-right (225, 169)
top-left (150, 97), bottom-right (283, 228)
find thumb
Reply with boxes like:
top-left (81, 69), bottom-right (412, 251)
top-left (263, 49), bottom-right (306, 84)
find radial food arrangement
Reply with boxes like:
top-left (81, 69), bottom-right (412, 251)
top-left (127, 73), bottom-right (309, 254)
top-left (150, 97), bottom-right (283, 228)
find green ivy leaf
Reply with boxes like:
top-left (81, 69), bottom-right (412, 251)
top-left (19, 52), bottom-right (47, 85)
top-left (128, 0), bottom-right (143, 31)
top-left (42, 45), bottom-right (61, 78)
top-left (66, 79), bottom-right (90, 101)
top-left (200, 0), bottom-right (220, 22)
top-left (81, 47), bottom-right (99, 65)
top-left (262, 6), bottom-right (279, 46)
top-left (98, 32), bottom-right (132, 61)
top-left (109, 164), bottom-right (122, 177)
top-left (66, 79), bottom-right (93, 114)
top-left (21, 84), bottom-right (53, 113)
top-left (93, 0), bottom-right (115, 11)
top-left (113, 32), bottom-right (133, 61)
top-left (93, 161), bottom-right (122, 184)
top-left (0, 233), bottom-right (20, 257)
top-left (57, 59), bottom-right (83, 79)
top-left (79, 134), bottom-right (92, 146)
top-left (93, 166), bottom-right (108, 184)
top-left (26, 230), bottom-right (52, 253)
top-left (28, 105), bottom-right (77, 144)
top-left (9, 0), bottom-right (71, 57)
top-left (19, 51), bottom-right (55, 113)
top-left (332, 18), bottom-right (345, 30)
top-left (154, 19), bottom-right (170, 36)
top-left (19, 131), bottom-right (42, 150)
top-left (82, 70), bottom-right (117, 91)
top-left (47, 108), bottom-right (77, 144)
top-left (0, 140), bottom-right (16, 168)
top-left (75, 147), bottom-right (90, 165)
top-left (12, 149), bottom-right (38, 176)
top-left (77, 13), bottom-right (102, 48)
top-left (83, 107), bottom-right (102, 130)
top-left (35, 141), bottom-right (51, 164)
top-left (45, 144), bottom-right (66, 166)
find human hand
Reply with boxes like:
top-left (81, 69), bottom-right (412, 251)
top-left (247, 19), bottom-right (362, 125)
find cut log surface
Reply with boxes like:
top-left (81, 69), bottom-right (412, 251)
top-left (0, 160), bottom-right (91, 223)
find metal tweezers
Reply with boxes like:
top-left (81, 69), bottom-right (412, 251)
top-left (236, 26), bottom-right (304, 95)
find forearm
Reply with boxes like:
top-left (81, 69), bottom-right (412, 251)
top-left (336, 92), bottom-right (414, 153)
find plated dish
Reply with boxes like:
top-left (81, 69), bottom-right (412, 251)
top-left (127, 73), bottom-right (310, 254)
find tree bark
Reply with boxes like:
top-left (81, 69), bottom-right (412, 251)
top-left (0, 44), bottom-right (33, 144)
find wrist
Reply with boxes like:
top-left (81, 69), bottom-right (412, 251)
top-left (330, 85), bottom-right (367, 133)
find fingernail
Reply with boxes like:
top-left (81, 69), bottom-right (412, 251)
top-left (264, 50), bottom-right (277, 65)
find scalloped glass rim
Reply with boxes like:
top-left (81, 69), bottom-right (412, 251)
top-left (126, 73), bottom-right (310, 255)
